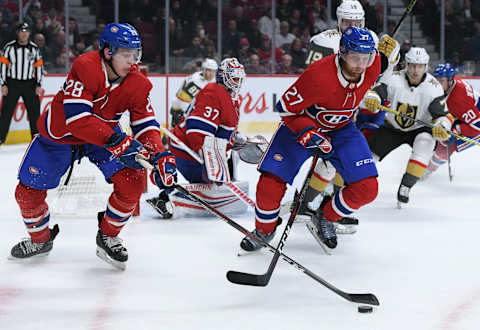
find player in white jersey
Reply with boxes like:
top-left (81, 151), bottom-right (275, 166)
top-left (169, 58), bottom-right (218, 127)
top-left (299, 0), bottom-right (399, 221)
top-left (367, 47), bottom-right (452, 207)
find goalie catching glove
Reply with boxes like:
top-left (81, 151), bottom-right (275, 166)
top-left (105, 132), bottom-right (148, 169)
top-left (297, 126), bottom-right (332, 158)
top-left (148, 152), bottom-right (178, 191)
top-left (378, 34), bottom-right (400, 65)
top-left (232, 133), bottom-right (268, 164)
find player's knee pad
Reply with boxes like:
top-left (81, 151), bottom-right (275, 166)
top-left (411, 132), bottom-right (435, 164)
top-left (110, 168), bottom-right (145, 206)
top-left (342, 176), bottom-right (378, 209)
top-left (256, 172), bottom-right (287, 211)
top-left (15, 182), bottom-right (48, 218)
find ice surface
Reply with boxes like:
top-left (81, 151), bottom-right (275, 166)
top-left (0, 142), bottom-right (479, 330)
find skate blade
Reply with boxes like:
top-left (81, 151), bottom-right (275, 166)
top-left (7, 252), bottom-right (50, 261)
top-left (96, 247), bottom-right (126, 271)
top-left (397, 201), bottom-right (404, 209)
top-left (334, 223), bottom-right (357, 235)
top-left (237, 248), bottom-right (264, 257)
top-left (305, 220), bottom-right (333, 255)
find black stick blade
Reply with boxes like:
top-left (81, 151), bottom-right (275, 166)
top-left (226, 270), bottom-right (269, 287)
top-left (347, 293), bottom-right (380, 306)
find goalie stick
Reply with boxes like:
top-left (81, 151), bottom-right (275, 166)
top-left (170, 182), bottom-right (379, 306)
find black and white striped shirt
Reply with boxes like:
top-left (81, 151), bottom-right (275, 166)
top-left (0, 40), bottom-right (44, 86)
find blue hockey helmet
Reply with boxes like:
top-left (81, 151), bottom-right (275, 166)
top-left (339, 26), bottom-right (376, 68)
top-left (433, 62), bottom-right (455, 79)
top-left (340, 26), bottom-right (375, 55)
top-left (99, 23), bottom-right (142, 63)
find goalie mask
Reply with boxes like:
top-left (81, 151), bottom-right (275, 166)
top-left (337, 0), bottom-right (365, 32)
top-left (216, 58), bottom-right (246, 98)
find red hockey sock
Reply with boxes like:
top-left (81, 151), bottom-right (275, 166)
top-left (323, 176), bottom-right (378, 222)
top-left (100, 169), bottom-right (145, 237)
top-left (15, 182), bottom-right (50, 243)
top-left (255, 172), bottom-right (287, 234)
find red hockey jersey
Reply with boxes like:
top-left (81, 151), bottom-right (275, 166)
top-left (276, 54), bottom-right (381, 134)
top-left (171, 82), bottom-right (240, 161)
top-left (446, 77), bottom-right (480, 137)
top-left (37, 51), bottom-right (163, 152)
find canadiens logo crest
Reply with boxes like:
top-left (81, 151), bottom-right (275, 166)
top-left (308, 106), bottom-right (356, 130)
top-left (273, 154), bottom-right (284, 162)
top-left (29, 166), bottom-right (39, 175)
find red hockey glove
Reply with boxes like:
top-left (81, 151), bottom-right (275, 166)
top-left (105, 132), bottom-right (146, 169)
top-left (149, 152), bottom-right (178, 192)
top-left (297, 126), bottom-right (333, 157)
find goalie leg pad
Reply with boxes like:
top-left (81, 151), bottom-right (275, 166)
top-left (202, 136), bottom-right (230, 183)
top-left (15, 182), bottom-right (50, 243)
top-left (255, 172), bottom-right (287, 235)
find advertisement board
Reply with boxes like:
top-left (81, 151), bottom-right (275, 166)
top-left (1, 74), bottom-right (479, 144)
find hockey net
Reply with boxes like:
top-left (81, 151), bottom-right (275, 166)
top-left (47, 114), bottom-right (143, 218)
top-left (47, 160), bottom-right (114, 218)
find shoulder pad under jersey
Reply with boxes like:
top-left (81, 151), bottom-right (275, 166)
top-left (306, 29), bottom-right (340, 65)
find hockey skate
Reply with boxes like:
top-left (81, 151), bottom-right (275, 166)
top-left (9, 224), bottom-right (60, 260)
top-left (239, 218), bottom-right (282, 253)
top-left (397, 184), bottom-right (410, 209)
top-left (306, 197), bottom-right (337, 254)
top-left (146, 191), bottom-right (174, 219)
top-left (96, 212), bottom-right (128, 270)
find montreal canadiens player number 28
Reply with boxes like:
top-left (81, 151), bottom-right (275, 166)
top-left (9, 23), bottom-right (177, 270)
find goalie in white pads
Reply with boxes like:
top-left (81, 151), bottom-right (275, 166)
top-left (367, 47), bottom-right (451, 207)
top-left (147, 58), bottom-right (261, 218)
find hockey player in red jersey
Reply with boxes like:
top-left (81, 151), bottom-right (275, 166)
top-left (240, 26), bottom-right (388, 252)
top-left (424, 62), bottom-right (480, 177)
top-left (147, 58), bottom-right (247, 218)
top-left (10, 23), bottom-right (177, 270)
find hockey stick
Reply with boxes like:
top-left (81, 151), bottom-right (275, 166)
top-left (227, 153), bottom-right (321, 287)
top-left (446, 142), bottom-right (453, 182)
top-left (170, 181), bottom-right (379, 306)
top-left (379, 105), bottom-right (480, 147)
top-left (158, 125), bottom-right (256, 208)
top-left (392, 0), bottom-right (418, 38)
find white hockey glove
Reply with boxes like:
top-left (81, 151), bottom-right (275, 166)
top-left (361, 90), bottom-right (382, 113)
top-left (202, 136), bottom-right (230, 183)
top-left (378, 34), bottom-right (400, 65)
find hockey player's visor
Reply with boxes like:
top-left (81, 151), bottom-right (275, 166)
top-left (115, 47), bottom-right (142, 64)
top-left (342, 51), bottom-right (375, 68)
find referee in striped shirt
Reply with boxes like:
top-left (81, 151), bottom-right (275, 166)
top-left (0, 22), bottom-right (44, 145)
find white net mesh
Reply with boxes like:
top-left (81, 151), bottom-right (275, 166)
top-left (47, 160), bottom-right (113, 218)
